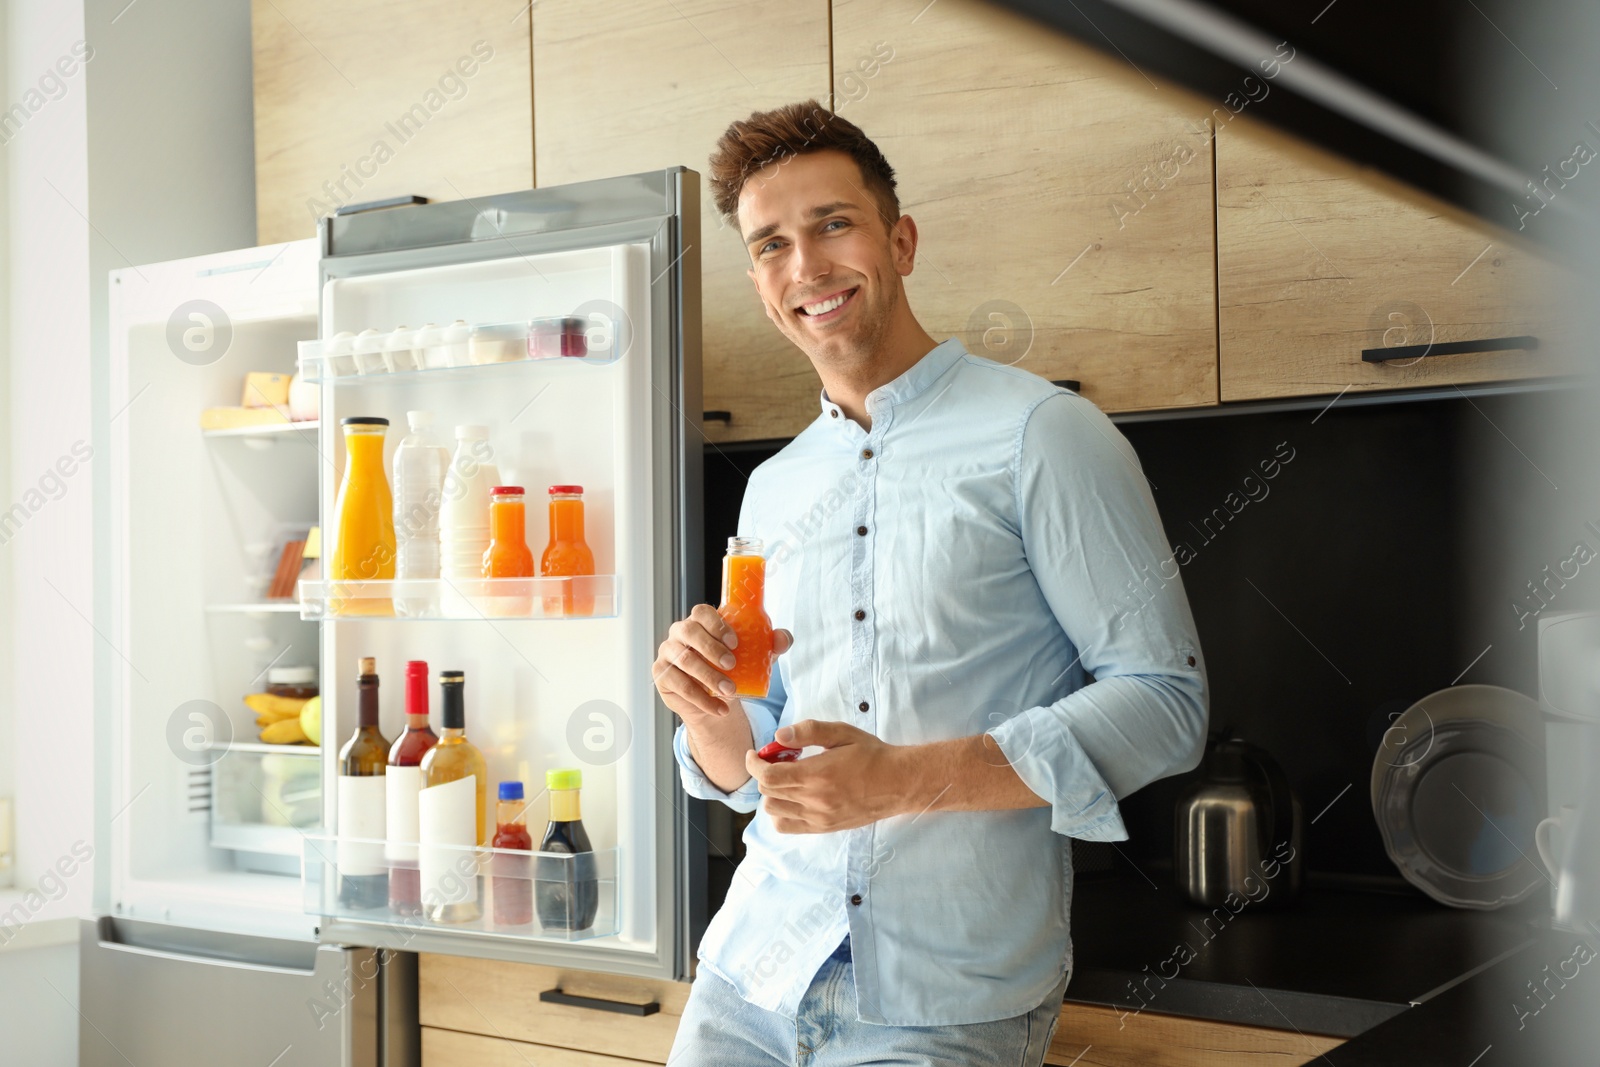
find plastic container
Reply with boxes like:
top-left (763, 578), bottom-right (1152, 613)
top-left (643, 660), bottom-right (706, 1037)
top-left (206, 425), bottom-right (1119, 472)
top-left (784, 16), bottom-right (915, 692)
top-left (470, 323), bottom-right (528, 365)
top-left (266, 666), bottom-right (319, 701)
top-left (440, 425), bottom-right (500, 617)
top-left (528, 317), bottom-right (588, 360)
top-left (352, 329), bottom-right (388, 375)
top-left (442, 320), bottom-right (472, 368)
top-left (325, 331), bottom-right (357, 377)
top-left (415, 324), bottom-right (448, 369)
top-left (394, 412), bottom-right (449, 617)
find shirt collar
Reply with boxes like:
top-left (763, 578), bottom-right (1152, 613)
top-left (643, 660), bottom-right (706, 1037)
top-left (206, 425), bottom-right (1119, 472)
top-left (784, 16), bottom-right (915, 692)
top-left (818, 337), bottom-right (966, 422)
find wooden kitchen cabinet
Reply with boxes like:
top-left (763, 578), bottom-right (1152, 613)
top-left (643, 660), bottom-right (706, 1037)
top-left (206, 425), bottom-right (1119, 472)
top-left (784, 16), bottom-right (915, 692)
top-left (1215, 117), bottom-right (1574, 402)
top-left (419, 954), bottom-right (690, 1064)
top-left (1045, 1002), bottom-right (1344, 1066)
top-left (251, 0), bottom-right (533, 245)
top-left (532, 0), bottom-right (831, 444)
top-left (832, 0), bottom-right (1221, 418)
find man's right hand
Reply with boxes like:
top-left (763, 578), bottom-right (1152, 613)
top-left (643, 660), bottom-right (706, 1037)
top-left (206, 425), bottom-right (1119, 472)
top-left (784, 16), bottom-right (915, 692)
top-left (652, 604), bottom-right (793, 724)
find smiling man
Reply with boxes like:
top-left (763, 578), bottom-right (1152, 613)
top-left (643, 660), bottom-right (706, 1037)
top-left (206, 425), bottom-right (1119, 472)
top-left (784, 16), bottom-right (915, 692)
top-left (655, 100), bottom-right (1210, 1065)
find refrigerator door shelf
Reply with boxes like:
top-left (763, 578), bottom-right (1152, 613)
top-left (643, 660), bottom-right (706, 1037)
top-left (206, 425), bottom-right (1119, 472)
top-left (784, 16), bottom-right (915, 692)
top-left (297, 574), bottom-right (617, 621)
top-left (299, 315), bottom-right (620, 382)
top-left (303, 835), bottom-right (619, 945)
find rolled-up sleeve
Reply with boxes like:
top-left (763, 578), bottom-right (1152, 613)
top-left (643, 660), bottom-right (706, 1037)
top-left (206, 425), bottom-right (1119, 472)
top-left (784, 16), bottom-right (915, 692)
top-left (672, 665), bottom-right (786, 813)
top-left (987, 391), bottom-right (1209, 840)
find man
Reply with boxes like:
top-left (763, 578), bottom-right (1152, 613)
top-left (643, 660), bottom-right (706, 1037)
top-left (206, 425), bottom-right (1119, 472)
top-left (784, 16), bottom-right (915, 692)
top-left (655, 100), bottom-right (1209, 1065)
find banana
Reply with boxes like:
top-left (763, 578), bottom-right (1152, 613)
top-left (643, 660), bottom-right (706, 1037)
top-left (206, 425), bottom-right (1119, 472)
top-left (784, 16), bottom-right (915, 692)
top-left (260, 718), bottom-right (309, 745)
top-left (245, 692), bottom-right (309, 719)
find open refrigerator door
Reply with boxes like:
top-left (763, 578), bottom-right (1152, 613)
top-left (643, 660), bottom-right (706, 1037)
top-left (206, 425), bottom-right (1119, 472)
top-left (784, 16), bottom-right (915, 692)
top-left (298, 169), bottom-right (703, 982)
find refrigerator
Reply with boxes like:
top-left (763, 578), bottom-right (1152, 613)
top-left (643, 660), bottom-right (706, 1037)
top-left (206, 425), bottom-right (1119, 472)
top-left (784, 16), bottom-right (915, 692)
top-left (87, 169), bottom-right (704, 1066)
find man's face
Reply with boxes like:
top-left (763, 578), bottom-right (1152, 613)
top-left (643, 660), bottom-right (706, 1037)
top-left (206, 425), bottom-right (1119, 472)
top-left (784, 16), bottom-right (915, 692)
top-left (738, 149), bottom-right (914, 368)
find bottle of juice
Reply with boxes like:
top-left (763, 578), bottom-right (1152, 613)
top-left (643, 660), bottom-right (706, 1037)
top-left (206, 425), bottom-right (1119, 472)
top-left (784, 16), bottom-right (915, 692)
top-left (330, 417), bottom-right (396, 616)
top-left (536, 769), bottom-right (598, 934)
top-left (337, 657), bottom-right (390, 910)
top-left (483, 486), bottom-right (534, 616)
top-left (716, 537), bottom-right (775, 697)
top-left (491, 781), bottom-right (533, 928)
top-left (540, 485), bottom-right (595, 616)
top-left (418, 671), bottom-right (487, 923)
top-left (386, 660), bottom-right (438, 916)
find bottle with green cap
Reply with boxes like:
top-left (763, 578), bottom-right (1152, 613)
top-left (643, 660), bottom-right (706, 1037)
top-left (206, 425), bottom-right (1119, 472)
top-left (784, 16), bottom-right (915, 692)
top-left (536, 768), bottom-right (598, 932)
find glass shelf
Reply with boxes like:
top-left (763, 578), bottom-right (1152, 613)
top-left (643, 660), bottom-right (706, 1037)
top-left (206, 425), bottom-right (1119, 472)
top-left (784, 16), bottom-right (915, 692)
top-left (296, 575), bottom-right (616, 621)
top-left (302, 835), bottom-right (618, 943)
top-left (206, 602), bottom-right (305, 615)
top-left (202, 420), bottom-right (320, 440)
top-left (298, 316), bottom-right (618, 383)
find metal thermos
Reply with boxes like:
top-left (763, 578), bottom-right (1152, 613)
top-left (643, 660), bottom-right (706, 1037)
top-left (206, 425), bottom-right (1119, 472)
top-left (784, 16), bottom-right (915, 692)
top-left (1175, 738), bottom-right (1303, 908)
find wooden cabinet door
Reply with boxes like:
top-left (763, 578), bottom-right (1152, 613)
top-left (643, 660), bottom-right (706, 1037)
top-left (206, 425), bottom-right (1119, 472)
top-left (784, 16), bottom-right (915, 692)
top-left (419, 954), bottom-right (690, 1063)
top-left (423, 1026), bottom-right (662, 1066)
top-left (251, 0), bottom-right (533, 245)
top-left (1045, 1002), bottom-right (1343, 1066)
top-left (1216, 117), bottom-right (1574, 401)
top-left (533, 0), bottom-right (832, 443)
top-left (832, 0), bottom-right (1220, 416)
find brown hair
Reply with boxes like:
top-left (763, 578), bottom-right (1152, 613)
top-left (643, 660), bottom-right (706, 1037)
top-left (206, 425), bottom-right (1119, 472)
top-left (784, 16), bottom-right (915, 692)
top-left (708, 100), bottom-right (899, 230)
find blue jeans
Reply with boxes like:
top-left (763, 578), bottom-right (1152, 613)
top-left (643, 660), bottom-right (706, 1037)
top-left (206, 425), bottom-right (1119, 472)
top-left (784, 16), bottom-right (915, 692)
top-left (669, 940), bottom-right (1068, 1066)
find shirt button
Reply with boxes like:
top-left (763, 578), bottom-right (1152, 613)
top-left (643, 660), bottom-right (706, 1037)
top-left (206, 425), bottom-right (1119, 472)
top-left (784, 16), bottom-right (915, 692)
top-left (853, 609), bottom-right (866, 621)
top-left (856, 525), bottom-right (867, 536)
top-left (830, 409), bottom-right (839, 418)
top-left (858, 701), bottom-right (869, 713)
top-left (861, 448), bottom-right (874, 460)
top-left (850, 894), bottom-right (863, 906)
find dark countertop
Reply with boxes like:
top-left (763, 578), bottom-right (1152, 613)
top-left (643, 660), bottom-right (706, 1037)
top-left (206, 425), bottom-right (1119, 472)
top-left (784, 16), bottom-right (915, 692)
top-left (1065, 871), bottom-right (1547, 1038)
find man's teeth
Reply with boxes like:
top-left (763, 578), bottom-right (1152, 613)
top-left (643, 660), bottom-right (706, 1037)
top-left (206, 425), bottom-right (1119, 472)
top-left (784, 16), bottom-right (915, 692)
top-left (802, 291), bottom-right (850, 316)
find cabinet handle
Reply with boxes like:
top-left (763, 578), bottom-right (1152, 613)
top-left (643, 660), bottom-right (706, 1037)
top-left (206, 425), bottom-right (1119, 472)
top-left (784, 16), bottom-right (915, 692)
top-left (539, 987), bottom-right (660, 1016)
top-left (1049, 379), bottom-right (1082, 392)
top-left (1361, 334), bottom-right (1537, 363)
top-left (332, 194), bottom-right (429, 216)
top-left (702, 410), bottom-right (732, 424)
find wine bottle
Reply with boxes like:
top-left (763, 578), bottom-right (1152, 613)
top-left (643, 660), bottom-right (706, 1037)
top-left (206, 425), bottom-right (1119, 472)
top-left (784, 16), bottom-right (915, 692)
top-left (536, 768), bottom-right (598, 934)
top-left (337, 657), bottom-right (390, 910)
top-left (418, 670), bottom-right (487, 923)
top-left (386, 660), bottom-right (438, 915)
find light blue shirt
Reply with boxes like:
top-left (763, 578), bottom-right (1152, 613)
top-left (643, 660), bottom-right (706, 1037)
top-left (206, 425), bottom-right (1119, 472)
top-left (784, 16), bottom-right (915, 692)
top-left (674, 338), bottom-right (1209, 1026)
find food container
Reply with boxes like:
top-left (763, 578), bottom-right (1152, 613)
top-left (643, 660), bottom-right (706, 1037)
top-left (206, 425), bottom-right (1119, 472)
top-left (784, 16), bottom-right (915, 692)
top-left (266, 666), bottom-right (319, 701)
top-left (416, 323), bottom-right (449, 369)
top-left (442, 320), bottom-right (472, 367)
top-left (470, 323), bottom-right (529, 365)
top-left (529, 317), bottom-right (588, 359)
top-left (384, 325), bottom-right (421, 372)
top-left (325, 331), bottom-right (357, 377)
top-left (353, 328), bottom-right (388, 374)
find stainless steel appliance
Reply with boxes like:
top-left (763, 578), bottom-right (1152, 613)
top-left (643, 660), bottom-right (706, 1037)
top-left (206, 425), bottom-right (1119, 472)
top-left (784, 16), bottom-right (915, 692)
top-left (1537, 610), bottom-right (1600, 929)
top-left (89, 170), bottom-right (703, 1064)
top-left (1175, 737), bottom-right (1304, 908)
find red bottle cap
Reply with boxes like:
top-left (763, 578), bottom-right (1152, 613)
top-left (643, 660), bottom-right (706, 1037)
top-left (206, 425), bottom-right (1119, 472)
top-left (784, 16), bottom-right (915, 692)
top-left (404, 660), bottom-right (429, 717)
top-left (549, 484), bottom-right (584, 495)
top-left (757, 741), bottom-right (802, 763)
top-left (490, 485), bottom-right (525, 495)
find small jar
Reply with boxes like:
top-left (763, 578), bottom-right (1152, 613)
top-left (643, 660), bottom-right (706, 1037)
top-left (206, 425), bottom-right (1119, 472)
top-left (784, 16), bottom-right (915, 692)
top-left (266, 666), bottom-right (319, 700)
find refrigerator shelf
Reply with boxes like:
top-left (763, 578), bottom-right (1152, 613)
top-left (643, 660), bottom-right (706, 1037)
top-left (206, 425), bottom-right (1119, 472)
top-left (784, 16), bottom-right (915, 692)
top-left (298, 315), bottom-right (617, 383)
top-left (297, 574), bottom-right (617, 621)
top-left (205, 602), bottom-right (305, 615)
top-left (202, 419), bottom-right (320, 440)
top-left (302, 835), bottom-right (619, 944)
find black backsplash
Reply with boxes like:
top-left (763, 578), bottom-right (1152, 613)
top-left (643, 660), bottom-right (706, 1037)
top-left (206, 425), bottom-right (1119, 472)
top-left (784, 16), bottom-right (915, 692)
top-left (700, 388), bottom-right (1587, 879)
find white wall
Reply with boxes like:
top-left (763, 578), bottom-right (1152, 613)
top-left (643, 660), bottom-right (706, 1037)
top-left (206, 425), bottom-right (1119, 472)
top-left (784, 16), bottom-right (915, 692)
top-left (2, 0), bottom-right (256, 1059)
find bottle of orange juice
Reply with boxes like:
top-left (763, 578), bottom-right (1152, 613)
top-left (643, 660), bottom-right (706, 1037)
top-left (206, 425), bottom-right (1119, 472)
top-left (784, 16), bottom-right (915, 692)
top-left (330, 417), bottom-right (396, 616)
top-left (716, 537), bottom-right (774, 698)
top-left (483, 486), bottom-right (534, 616)
top-left (540, 485), bottom-right (595, 616)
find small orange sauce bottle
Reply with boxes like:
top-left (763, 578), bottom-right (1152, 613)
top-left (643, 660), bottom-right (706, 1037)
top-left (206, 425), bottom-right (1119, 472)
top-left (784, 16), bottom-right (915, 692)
top-left (483, 486), bottom-right (535, 616)
top-left (540, 485), bottom-right (595, 616)
top-left (716, 536), bottom-right (774, 698)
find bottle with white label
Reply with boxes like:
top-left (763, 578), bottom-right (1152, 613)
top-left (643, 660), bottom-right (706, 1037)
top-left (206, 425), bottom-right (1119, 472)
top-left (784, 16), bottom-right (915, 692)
top-left (337, 657), bottom-right (390, 910)
top-left (418, 670), bottom-right (487, 923)
top-left (386, 660), bottom-right (439, 916)
top-left (393, 411), bottom-right (448, 617)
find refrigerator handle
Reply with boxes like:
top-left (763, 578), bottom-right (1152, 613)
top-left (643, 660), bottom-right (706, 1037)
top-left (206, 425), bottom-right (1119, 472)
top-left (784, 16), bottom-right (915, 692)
top-left (92, 916), bottom-right (321, 975)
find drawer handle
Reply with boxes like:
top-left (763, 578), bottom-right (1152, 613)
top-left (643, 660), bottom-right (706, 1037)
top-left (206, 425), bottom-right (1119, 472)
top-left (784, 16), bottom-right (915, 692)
top-left (702, 410), bottom-right (732, 424)
top-left (1049, 379), bottom-right (1082, 392)
top-left (1361, 334), bottom-right (1538, 363)
top-left (539, 987), bottom-right (661, 1016)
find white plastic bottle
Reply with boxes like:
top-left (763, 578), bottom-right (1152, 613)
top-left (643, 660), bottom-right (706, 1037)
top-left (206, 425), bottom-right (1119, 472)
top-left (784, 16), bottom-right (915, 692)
top-left (393, 411), bottom-right (448, 616)
top-left (440, 425), bottom-right (500, 617)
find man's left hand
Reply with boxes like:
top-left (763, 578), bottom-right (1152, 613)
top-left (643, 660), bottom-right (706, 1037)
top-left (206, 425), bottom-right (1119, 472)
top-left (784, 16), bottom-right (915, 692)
top-left (745, 719), bottom-right (919, 834)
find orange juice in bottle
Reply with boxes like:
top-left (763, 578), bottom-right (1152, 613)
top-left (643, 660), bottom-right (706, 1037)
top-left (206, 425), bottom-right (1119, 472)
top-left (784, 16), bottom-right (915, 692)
top-left (330, 417), bottom-right (396, 616)
top-left (540, 485), bottom-right (595, 616)
top-left (482, 486), bottom-right (534, 616)
top-left (716, 537), bottom-right (774, 697)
